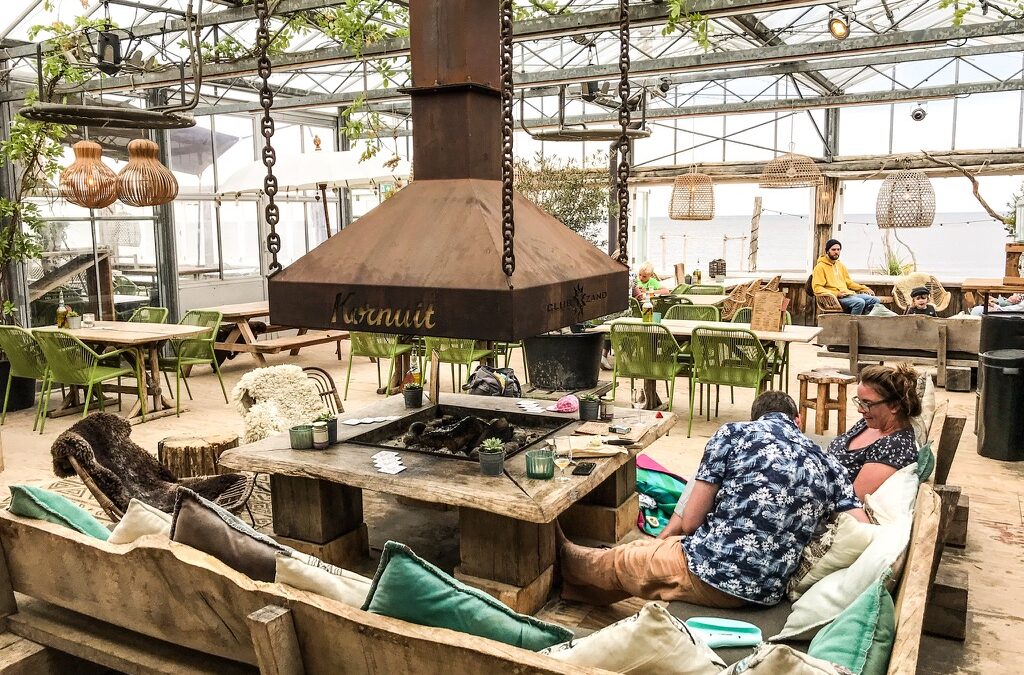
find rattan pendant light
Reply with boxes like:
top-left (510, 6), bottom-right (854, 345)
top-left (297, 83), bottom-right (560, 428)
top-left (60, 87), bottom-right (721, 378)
top-left (59, 140), bottom-right (117, 209)
top-left (876, 169), bottom-right (935, 228)
top-left (670, 171), bottom-right (715, 220)
top-left (759, 147), bottom-right (823, 189)
top-left (116, 139), bottom-right (178, 207)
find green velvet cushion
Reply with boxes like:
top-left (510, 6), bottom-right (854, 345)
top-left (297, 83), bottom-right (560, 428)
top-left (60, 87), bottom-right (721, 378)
top-left (916, 440), bottom-right (935, 482)
top-left (362, 541), bottom-right (572, 651)
top-left (807, 575), bottom-right (895, 675)
top-left (8, 485), bottom-right (110, 540)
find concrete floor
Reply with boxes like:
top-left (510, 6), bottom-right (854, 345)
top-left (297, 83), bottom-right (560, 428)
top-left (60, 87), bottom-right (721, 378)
top-left (0, 339), bottom-right (1019, 673)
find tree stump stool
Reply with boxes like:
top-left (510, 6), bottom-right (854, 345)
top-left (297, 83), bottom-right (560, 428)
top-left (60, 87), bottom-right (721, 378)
top-left (797, 369), bottom-right (857, 436)
top-left (157, 434), bottom-right (239, 479)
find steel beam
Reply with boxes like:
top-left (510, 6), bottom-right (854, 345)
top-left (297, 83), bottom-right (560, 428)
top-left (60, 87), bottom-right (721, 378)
top-left (728, 14), bottom-right (841, 96)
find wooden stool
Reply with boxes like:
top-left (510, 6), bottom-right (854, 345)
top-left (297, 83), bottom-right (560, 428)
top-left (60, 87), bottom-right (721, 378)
top-left (797, 369), bottom-right (856, 436)
top-left (157, 433), bottom-right (239, 478)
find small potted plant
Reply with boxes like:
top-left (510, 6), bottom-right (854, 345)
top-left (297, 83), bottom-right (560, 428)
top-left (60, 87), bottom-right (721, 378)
top-left (478, 437), bottom-right (506, 477)
top-left (578, 393), bottom-right (601, 421)
top-left (66, 309), bottom-right (82, 330)
top-left (403, 382), bottom-right (423, 408)
top-left (316, 411), bottom-right (338, 444)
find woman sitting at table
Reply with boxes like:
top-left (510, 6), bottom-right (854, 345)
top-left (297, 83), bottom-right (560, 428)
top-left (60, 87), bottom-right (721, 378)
top-left (827, 363), bottom-right (920, 502)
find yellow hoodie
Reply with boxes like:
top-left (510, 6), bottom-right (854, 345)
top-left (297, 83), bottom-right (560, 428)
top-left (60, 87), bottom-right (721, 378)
top-left (812, 255), bottom-right (868, 297)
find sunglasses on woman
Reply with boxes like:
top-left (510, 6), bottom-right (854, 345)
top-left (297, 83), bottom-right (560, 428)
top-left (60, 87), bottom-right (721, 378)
top-left (852, 396), bottom-right (890, 411)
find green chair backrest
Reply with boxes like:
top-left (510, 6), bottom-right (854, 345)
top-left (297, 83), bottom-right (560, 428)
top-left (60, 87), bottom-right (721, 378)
top-left (670, 283), bottom-right (690, 295)
top-left (684, 285), bottom-right (725, 295)
top-left (129, 306), bottom-right (168, 324)
top-left (0, 326), bottom-right (49, 380)
top-left (691, 327), bottom-right (768, 388)
top-left (32, 330), bottom-right (98, 386)
top-left (173, 310), bottom-right (220, 361)
top-left (609, 324), bottom-right (682, 381)
top-left (423, 337), bottom-right (478, 363)
top-left (629, 297), bottom-right (643, 318)
top-left (664, 304), bottom-right (721, 322)
top-left (351, 332), bottom-right (400, 359)
top-left (652, 295), bottom-right (690, 316)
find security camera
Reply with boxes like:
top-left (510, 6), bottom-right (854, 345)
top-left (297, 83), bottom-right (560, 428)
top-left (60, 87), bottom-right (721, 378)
top-left (911, 105), bottom-right (927, 121)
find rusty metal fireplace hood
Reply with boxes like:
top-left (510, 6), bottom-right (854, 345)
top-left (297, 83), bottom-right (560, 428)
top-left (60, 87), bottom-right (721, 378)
top-left (267, 0), bottom-right (628, 342)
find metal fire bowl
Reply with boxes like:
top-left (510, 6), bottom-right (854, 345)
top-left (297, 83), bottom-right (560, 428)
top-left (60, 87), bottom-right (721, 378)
top-left (347, 403), bottom-right (572, 461)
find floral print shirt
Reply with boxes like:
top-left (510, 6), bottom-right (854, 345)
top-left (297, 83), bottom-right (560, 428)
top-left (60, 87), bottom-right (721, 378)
top-left (683, 413), bottom-right (861, 606)
top-left (827, 418), bottom-right (918, 480)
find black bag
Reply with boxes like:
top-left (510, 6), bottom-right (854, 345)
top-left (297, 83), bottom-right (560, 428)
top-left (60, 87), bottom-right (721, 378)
top-left (463, 365), bottom-right (523, 398)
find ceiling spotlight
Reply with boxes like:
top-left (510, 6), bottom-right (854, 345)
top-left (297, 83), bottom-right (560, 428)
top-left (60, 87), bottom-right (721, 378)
top-left (828, 12), bottom-right (850, 40)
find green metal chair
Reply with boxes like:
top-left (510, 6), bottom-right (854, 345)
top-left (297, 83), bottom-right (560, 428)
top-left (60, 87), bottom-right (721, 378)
top-left (344, 332), bottom-right (413, 399)
top-left (731, 308), bottom-right (793, 391)
top-left (652, 295), bottom-right (691, 317)
top-left (0, 326), bottom-right (50, 430)
top-left (494, 341), bottom-right (526, 372)
top-left (32, 330), bottom-right (145, 433)
top-left (609, 323), bottom-right (687, 412)
top-left (670, 283), bottom-right (690, 295)
top-left (423, 338), bottom-right (495, 392)
top-left (664, 304), bottom-right (721, 322)
top-left (128, 306), bottom-right (169, 323)
top-left (629, 297), bottom-right (643, 318)
top-left (684, 285), bottom-right (726, 295)
top-left (688, 327), bottom-right (772, 436)
top-left (158, 310), bottom-right (227, 416)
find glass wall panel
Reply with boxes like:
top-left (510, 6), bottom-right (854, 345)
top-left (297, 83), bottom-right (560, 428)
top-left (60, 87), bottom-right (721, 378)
top-left (169, 116), bottom-right (215, 192)
top-left (219, 201), bottom-right (262, 277)
top-left (174, 200), bottom-right (220, 279)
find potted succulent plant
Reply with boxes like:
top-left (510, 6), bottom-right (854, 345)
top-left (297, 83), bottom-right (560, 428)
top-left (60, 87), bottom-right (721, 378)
top-left (478, 437), bottom-right (506, 477)
top-left (316, 411), bottom-right (339, 444)
top-left (66, 309), bottom-right (82, 330)
top-left (578, 393), bottom-right (601, 421)
top-left (403, 382), bottom-right (423, 408)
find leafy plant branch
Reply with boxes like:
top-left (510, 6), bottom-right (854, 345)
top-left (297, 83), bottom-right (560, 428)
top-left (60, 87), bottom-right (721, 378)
top-left (662, 0), bottom-right (712, 50)
top-left (921, 149), bottom-right (1015, 235)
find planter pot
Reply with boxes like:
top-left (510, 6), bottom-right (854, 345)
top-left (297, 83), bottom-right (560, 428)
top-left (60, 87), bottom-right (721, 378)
top-left (326, 417), bottom-right (338, 444)
top-left (0, 361), bottom-right (35, 412)
top-left (479, 451), bottom-right (505, 477)
top-left (523, 332), bottom-right (603, 390)
top-left (404, 388), bottom-right (424, 408)
top-left (579, 399), bottom-right (601, 420)
top-left (289, 424), bottom-right (313, 450)
top-left (67, 316), bottom-right (82, 329)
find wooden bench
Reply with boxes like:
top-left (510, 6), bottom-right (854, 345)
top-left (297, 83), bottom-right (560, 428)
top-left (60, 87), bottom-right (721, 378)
top-left (816, 315), bottom-right (981, 389)
top-left (249, 330), bottom-right (349, 356)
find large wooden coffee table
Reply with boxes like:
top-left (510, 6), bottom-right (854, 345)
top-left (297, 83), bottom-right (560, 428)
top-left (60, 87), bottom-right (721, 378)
top-left (219, 393), bottom-right (674, 613)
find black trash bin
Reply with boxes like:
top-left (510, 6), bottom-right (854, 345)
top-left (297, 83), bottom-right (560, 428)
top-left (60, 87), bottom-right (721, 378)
top-left (977, 348), bottom-right (1024, 461)
top-left (980, 312), bottom-right (1024, 353)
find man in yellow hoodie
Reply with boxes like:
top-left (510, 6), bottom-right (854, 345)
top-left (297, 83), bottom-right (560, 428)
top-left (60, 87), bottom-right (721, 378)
top-left (812, 239), bottom-right (879, 315)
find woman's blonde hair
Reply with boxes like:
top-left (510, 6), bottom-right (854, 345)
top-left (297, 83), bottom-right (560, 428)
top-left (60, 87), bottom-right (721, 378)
top-left (638, 261), bottom-right (658, 279)
top-left (859, 363), bottom-right (922, 419)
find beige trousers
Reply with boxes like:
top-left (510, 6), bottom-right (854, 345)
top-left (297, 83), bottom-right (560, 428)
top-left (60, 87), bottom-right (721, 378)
top-left (560, 536), bottom-right (747, 608)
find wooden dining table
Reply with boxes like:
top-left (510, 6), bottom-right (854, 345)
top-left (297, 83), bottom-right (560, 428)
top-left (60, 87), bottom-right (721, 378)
top-left (35, 321), bottom-right (211, 423)
top-left (593, 318), bottom-right (823, 409)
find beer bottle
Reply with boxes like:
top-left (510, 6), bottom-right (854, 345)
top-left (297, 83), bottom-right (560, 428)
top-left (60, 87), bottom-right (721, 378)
top-left (641, 294), bottom-right (654, 323)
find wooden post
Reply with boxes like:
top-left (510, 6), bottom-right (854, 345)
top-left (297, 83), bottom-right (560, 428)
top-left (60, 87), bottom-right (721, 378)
top-left (428, 349), bottom-right (441, 404)
top-left (246, 605), bottom-right (305, 675)
top-left (936, 323), bottom-right (948, 388)
top-left (748, 196), bottom-right (762, 271)
top-left (268, 475), bottom-right (368, 567)
top-left (561, 460), bottom-right (639, 544)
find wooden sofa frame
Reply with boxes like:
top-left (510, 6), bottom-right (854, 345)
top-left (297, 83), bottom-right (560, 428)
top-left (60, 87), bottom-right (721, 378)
top-left (815, 315), bottom-right (981, 388)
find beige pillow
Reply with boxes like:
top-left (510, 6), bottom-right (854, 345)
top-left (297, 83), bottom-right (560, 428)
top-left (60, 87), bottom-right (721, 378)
top-left (909, 375), bottom-right (935, 447)
top-left (720, 644), bottom-right (853, 674)
top-left (542, 602), bottom-right (723, 674)
top-left (275, 553), bottom-right (372, 607)
top-left (788, 513), bottom-right (878, 601)
top-left (107, 499), bottom-right (172, 545)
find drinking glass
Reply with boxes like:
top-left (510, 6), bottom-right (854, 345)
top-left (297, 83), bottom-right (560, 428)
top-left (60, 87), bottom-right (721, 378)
top-left (82, 313), bottom-right (95, 328)
top-left (553, 444), bottom-right (573, 482)
top-left (631, 388), bottom-right (646, 410)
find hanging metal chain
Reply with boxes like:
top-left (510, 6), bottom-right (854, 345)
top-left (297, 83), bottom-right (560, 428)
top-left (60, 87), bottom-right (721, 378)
top-left (255, 0), bottom-right (282, 275)
top-left (616, 0), bottom-right (631, 265)
top-left (499, 0), bottom-right (516, 278)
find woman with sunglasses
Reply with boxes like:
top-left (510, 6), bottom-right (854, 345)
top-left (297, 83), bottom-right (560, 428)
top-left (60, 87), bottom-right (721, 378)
top-left (827, 363), bottom-right (921, 501)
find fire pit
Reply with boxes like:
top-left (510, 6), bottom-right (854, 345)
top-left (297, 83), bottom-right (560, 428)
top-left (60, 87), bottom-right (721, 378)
top-left (347, 404), bottom-right (571, 461)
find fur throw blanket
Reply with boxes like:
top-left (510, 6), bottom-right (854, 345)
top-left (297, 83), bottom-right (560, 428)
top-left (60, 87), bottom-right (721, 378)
top-left (51, 413), bottom-right (241, 513)
top-left (232, 365), bottom-right (327, 443)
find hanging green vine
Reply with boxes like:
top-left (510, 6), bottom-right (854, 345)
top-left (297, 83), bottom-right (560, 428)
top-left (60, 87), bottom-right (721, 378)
top-left (941, 0), bottom-right (1024, 25)
top-left (662, 1), bottom-right (712, 50)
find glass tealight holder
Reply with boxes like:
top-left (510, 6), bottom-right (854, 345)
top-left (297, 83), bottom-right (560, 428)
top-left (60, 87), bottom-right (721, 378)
top-left (525, 449), bottom-right (555, 479)
top-left (312, 421), bottom-right (329, 450)
top-left (82, 313), bottom-right (95, 328)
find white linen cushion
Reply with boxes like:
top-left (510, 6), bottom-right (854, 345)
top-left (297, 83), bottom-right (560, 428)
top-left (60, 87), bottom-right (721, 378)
top-left (719, 644), bottom-right (849, 674)
top-left (909, 375), bottom-right (935, 447)
top-left (107, 499), bottom-right (172, 544)
top-left (275, 553), bottom-right (372, 606)
top-left (788, 512), bottom-right (879, 600)
top-left (541, 602), bottom-right (724, 674)
top-left (865, 463), bottom-right (921, 526)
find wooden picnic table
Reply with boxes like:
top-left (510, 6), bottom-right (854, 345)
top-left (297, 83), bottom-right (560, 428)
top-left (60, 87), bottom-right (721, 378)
top-left (194, 301), bottom-right (348, 366)
top-left (593, 318), bottom-right (823, 408)
top-left (35, 321), bottom-right (209, 423)
top-left (962, 278), bottom-right (1024, 313)
top-left (219, 393), bottom-right (676, 614)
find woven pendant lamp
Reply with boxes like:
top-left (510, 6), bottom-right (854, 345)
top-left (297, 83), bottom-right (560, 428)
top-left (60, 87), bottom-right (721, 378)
top-left (60, 140), bottom-right (117, 209)
top-left (669, 171), bottom-right (715, 220)
top-left (876, 170), bottom-right (935, 228)
top-left (116, 139), bottom-right (178, 207)
top-left (759, 147), bottom-right (823, 189)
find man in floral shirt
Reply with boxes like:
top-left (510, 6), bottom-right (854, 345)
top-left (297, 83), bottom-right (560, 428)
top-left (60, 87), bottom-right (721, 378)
top-left (559, 391), bottom-right (866, 607)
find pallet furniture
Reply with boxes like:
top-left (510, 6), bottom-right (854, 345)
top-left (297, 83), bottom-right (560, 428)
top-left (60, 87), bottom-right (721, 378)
top-left (0, 512), bottom-right (612, 675)
top-left (196, 301), bottom-right (349, 366)
top-left (219, 393), bottom-right (676, 614)
top-left (816, 314), bottom-right (981, 390)
top-left (797, 368), bottom-right (856, 435)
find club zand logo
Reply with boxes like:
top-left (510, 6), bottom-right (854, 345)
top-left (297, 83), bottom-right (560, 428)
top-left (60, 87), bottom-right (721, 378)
top-left (546, 284), bottom-right (607, 321)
